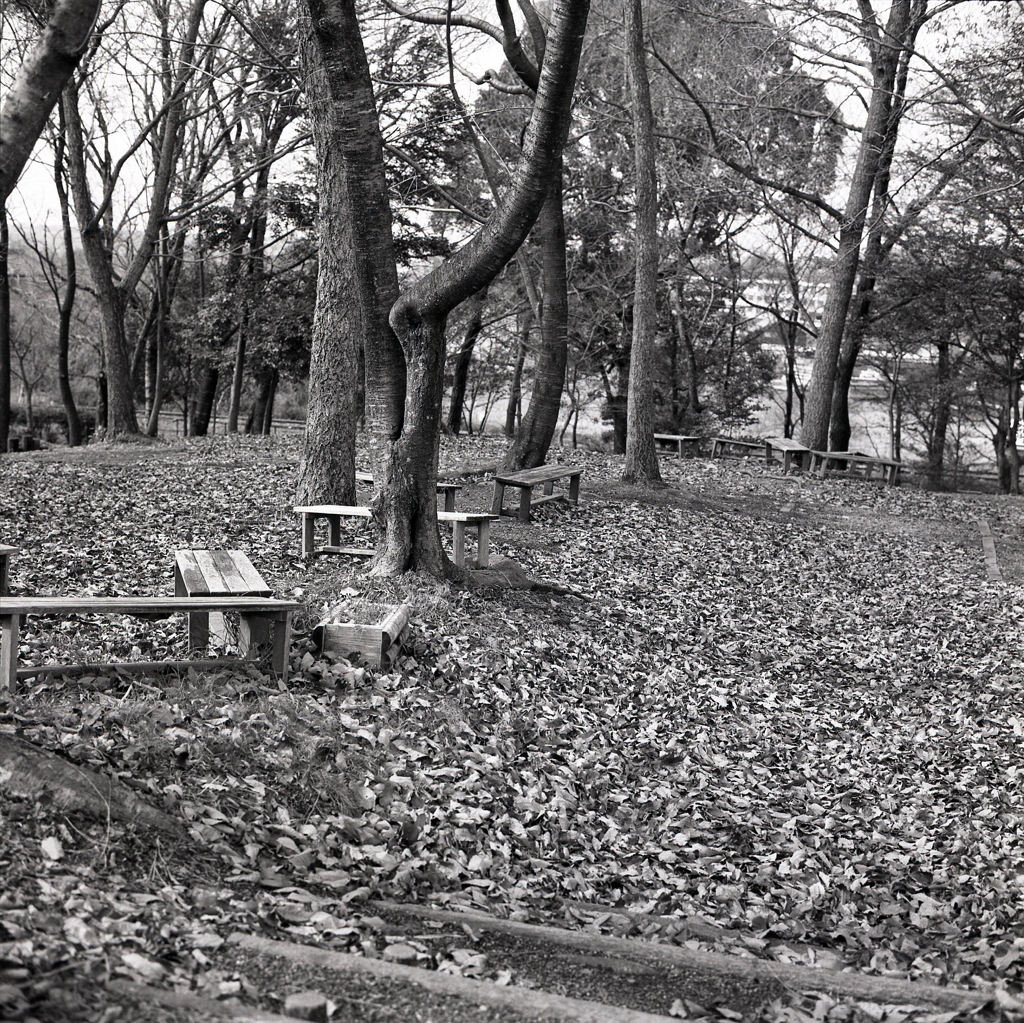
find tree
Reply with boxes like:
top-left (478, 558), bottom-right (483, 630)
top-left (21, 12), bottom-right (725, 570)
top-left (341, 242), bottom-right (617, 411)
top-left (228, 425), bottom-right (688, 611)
top-left (799, 0), bottom-right (919, 452)
top-left (302, 0), bottom-right (590, 577)
top-left (620, 0), bottom-right (660, 484)
top-left (0, 0), bottom-right (101, 452)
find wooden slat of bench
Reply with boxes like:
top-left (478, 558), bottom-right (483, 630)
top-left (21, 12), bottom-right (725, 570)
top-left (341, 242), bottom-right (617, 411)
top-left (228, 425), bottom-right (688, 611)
top-left (294, 504), bottom-right (372, 517)
top-left (494, 466), bottom-right (581, 486)
top-left (174, 550), bottom-right (208, 595)
top-left (0, 596), bottom-right (301, 615)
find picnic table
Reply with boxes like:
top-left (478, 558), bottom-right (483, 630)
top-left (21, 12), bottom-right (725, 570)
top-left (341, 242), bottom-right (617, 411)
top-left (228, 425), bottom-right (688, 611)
top-left (809, 450), bottom-right (902, 485)
top-left (764, 437), bottom-right (813, 473)
top-left (355, 471), bottom-right (461, 512)
top-left (711, 437), bottom-right (764, 459)
top-left (491, 465), bottom-right (582, 523)
top-left (294, 505), bottom-right (496, 568)
top-left (653, 433), bottom-right (702, 457)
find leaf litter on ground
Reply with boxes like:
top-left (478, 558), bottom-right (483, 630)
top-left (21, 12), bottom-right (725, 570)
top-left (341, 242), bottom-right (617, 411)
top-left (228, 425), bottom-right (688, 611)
top-left (1, 435), bottom-right (1024, 1022)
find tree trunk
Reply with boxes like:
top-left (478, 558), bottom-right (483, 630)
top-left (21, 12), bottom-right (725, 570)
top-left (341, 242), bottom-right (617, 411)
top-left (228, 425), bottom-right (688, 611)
top-left (621, 0), bottom-right (661, 485)
top-left (505, 319), bottom-right (530, 437)
top-left (446, 287), bottom-right (488, 436)
top-left (54, 119), bottom-right (83, 446)
top-left (0, 0), bottom-right (101, 202)
top-left (924, 342), bottom-right (951, 490)
top-left (504, 169), bottom-right (570, 470)
top-left (800, 0), bottom-right (914, 452)
top-left (190, 366), bottom-right (219, 437)
top-left (0, 209), bottom-right (9, 453)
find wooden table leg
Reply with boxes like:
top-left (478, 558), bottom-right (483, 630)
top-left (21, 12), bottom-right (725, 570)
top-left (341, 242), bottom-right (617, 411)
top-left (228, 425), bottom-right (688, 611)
top-left (443, 490), bottom-right (456, 512)
top-left (568, 473), bottom-right (581, 505)
top-left (0, 552), bottom-right (9, 596)
top-left (452, 522), bottom-right (467, 567)
top-left (241, 611), bottom-right (291, 675)
top-left (518, 486), bottom-right (532, 523)
top-left (491, 481), bottom-right (506, 517)
top-left (327, 514), bottom-right (342, 547)
top-left (1, 613), bottom-right (19, 690)
top-left (301, 513), bottom-right (315, 556)
top-left (476, 520), bottom-right (491, 568)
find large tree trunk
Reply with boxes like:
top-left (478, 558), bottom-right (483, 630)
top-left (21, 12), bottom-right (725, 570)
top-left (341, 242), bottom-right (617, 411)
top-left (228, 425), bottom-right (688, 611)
top-left (304, 0), bottom-right (589, 576)
top-left (446, 287), bottom-right (489, 436)
top-left (503, 169), bottom-right (570, 470)
top-left (190, 365), bottom-right (219, 437)
top-left (299, 0), bottom-right (403, 509)
top-left (800, 0), bottom-right (914, 452)
top-left (621, 0), bottom-right (661, 485)
top-left (924, 341), bottom-right (952, 490)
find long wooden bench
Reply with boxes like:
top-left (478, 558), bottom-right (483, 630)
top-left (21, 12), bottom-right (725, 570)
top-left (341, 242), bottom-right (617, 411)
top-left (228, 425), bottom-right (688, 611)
top-left (653, 433), bottom-right (702, 457)
top-left (0, 595), bottom-right (302, 690)
top-left (491, 465), bottom-right (583, 523)
top-left (764, 437), bottom-right (813, 473)
top-left (294, 505), bottom-right (497, 568)
top-left (355, 472), bottom-right (461, 512)
top-left (809, 450), bottom-right (902, 485)
top-left (711, 437), bottom-right (764, 459)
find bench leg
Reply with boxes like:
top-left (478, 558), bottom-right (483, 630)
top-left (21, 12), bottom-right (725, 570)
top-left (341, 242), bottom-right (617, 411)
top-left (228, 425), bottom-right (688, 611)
top-left (476, 520), bottom-right (491, 568)
top-left (327, 514), bottom-right (342, 547)
top-left (543, 480), bottom-right (555, 496)
top-left (518, 486), bottom-right (532, 523)
top-left (491, 482), bottom-right (506, 517)
top-left (452, 522), bottom-right (467, 568)
top-left (0, 552), bottom-right (9, 596)
top-left (568, 474), bottom-right (580, 505)
top-left (239, 612), bottom-right (291, 675)
top-left (301, 513), bottom-right (315, 556)
top-left (1, 613), bottom-right (19, 690)
top-left (443, 490), bottom-right (456, 513)
top-left (188, 611), bottom-right (210, 654)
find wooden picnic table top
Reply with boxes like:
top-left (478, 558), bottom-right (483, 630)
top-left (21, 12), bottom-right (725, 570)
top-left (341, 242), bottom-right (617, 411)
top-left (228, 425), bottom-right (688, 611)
top-left (765, 437), bottom-right (810, 452)
top-left (355, 471), bottom-right (460, 490)
top-left (295, 505), bottom-right (493, 522)
top-left (654, 432), bottom-right (701, 441)
top-left (713, 436), bottom-right (763, 448)
top-left (175, 549), bottom-right (270, 597)
top-left (0, 544), bottom-right (17, 555)
top-left (494, 465), bottom-right (582, 486)
top-left (812, 450), bottom-right (902, 466)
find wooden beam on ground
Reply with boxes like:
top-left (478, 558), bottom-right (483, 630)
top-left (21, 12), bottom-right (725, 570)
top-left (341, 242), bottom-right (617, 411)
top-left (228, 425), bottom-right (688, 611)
top-left (370, 901), bottom-right (992, 1012)
top-left (978, 519), bottom-right (1003, 582)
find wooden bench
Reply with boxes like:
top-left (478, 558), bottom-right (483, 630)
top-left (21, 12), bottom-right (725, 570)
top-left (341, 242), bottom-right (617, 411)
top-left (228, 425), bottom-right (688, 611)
top-left (491, 465), bottom-right (583, 523)
top-left (809, 450), bottom-right (902, 485)
top-left (654, 434), bottom-right (702, 457)
top-left (764, 437), bottom-right (813, 473)
top-left (174, 550), bottom-right (272, 653)
top-left (0, 595), bottom-right (302, 690)
top-left (355, 472), bottom-right (461, 512)
top-left (294, 505), bottom-right (497, 568)
top-left (0, 544), bottom-right (16, 595)
top-left (711, 437), bottom-right (764, 459)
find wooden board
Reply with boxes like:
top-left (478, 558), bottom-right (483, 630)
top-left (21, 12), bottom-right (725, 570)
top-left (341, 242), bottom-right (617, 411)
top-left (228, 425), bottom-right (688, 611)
top-left (316, 603), bottom-right (410, 669)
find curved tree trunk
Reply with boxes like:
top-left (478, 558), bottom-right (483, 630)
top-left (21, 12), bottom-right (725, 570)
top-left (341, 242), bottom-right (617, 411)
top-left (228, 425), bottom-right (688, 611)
top-left (621, 0), bottom-right (661, 485)
top-left (54, 121), bottom-right (83, 446)
top-left (503, 167), bottom-right (569, 470)
top-left (190, 366), bottom-right (219, 437)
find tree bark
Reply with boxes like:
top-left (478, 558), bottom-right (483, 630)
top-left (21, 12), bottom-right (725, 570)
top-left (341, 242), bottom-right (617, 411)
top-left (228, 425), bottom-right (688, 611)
top-left (800, 0), bottom-right (914, 452)
top-left (0, 0), bottom-right (101, 202)
top-left (0, 734), bottom-right (183, 836)
top-left (0, 209), bottom-right (9, 453)
top-left (54, 119), bottom-right (83, 446)
top-left (621, 0), bottom-right (661, 485)
top-left (503, 167), bottom-right (570, 470)
top-left (505, 319), bottom-right (530, 437)
top-left (446, 287), bottom-right (489, 436)
top-left (190, 365), bottom-right (219, 437)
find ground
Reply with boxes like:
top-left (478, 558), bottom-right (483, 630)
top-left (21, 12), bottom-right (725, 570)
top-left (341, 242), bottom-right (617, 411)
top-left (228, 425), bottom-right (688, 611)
top-left (1, 434), bottom-right (1023, 1022)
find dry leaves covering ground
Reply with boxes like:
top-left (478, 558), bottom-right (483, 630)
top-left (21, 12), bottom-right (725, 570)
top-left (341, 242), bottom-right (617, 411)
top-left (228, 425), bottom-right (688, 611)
top-left (1, 434), bottom-right (1023, 1022)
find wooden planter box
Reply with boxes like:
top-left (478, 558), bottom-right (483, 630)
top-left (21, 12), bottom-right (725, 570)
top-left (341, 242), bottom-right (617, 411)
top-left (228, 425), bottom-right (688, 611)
top-left (313, 602), bottom-right (410, 669)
